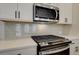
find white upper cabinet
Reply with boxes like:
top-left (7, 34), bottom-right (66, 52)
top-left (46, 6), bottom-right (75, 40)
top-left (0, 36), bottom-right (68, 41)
top-left (0, 3), bottom-right (17, 20)
top-left (0, 3), bottom-right (33, 22)
top-left (58, 3), bottom-right (72, 24)
top-left (51, 3), bottom-right (72, 24)
top-left (18, 3), bottom-right (33, 22)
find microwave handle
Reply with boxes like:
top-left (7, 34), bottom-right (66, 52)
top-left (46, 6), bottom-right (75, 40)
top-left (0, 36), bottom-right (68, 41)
top-left (55, 10), bottom-right (58, 20)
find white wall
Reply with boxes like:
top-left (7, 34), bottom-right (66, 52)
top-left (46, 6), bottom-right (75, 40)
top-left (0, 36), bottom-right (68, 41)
top-left (15, 23), bottom-right (64, 39)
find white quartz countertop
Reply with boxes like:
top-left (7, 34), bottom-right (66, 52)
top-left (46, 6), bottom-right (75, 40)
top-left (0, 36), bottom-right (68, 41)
top-left (0, 38), bottom-right (37, 51)
top-left (62, 36), bottom-right (79, 40)
top-left (55, 35), bottom-right (79, 40)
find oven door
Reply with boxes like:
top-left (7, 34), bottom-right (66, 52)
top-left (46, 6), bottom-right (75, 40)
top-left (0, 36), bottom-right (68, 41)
top-left (39, 46), bottom-right (69, 55)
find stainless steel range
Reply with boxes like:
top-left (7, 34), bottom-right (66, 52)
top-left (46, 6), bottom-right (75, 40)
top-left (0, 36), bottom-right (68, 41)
top-left (31, 35), bottom-right (71, 55)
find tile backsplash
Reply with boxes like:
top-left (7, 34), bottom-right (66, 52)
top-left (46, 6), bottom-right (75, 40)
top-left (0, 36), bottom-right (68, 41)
top-left (0, 22), bottom-right (64, 40)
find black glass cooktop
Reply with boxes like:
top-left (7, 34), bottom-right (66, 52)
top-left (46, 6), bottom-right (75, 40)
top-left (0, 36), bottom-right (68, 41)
top-left (31, 35), bottom-right (65, 43)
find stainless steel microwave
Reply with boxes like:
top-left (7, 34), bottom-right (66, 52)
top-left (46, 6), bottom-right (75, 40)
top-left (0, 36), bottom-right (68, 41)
top-left (33, 3), bottom-right (59, 22)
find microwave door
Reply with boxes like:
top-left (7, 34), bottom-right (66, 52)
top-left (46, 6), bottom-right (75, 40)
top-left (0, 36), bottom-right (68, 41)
top-left (34, 4), bottom-right (59, 22)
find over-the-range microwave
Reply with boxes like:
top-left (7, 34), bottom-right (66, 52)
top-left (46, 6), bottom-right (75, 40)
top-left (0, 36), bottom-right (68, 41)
top-left (33, 3), bottom-right (59, 22)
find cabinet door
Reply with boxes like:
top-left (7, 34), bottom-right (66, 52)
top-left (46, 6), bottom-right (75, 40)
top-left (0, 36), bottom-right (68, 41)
top-left (74, 45), bottom-right (79, 55)
top-left (18, 3), bottom-right (33, 22)
top-left (70, 39), bottom-right (79, 55)
top-left (58, 3), bottom-right (72, 24)
top-left (70, 43), bottom-right (76, 55)
top-left (70, 43), bottom-right (79, 55)
top-left (0, 3), bottom-right (17, 20)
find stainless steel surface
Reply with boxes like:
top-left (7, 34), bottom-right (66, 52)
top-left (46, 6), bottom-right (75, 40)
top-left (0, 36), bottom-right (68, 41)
top-left (34, 3), bottom-right (59, 10)
top-left (31, 35), bottom-right (71, 55)
top-left (55, 10), bottom-right (58, 20)
top-left (33, 3), bottom-right (59, 22)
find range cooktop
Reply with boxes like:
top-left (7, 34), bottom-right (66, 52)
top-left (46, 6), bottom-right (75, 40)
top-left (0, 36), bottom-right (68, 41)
top-left (31, 35), bottom-right (71, 46)
top-left (31, 35), bottom-right (65, 42)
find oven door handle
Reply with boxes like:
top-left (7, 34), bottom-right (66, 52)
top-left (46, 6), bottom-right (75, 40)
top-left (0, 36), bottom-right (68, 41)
top-left (39, 46), bottom-right (69, 55)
